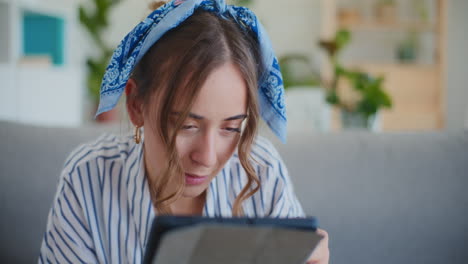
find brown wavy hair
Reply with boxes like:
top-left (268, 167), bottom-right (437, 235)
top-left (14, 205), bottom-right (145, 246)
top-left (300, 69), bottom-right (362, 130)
top-left (130, 2), bottom-right (263, 216)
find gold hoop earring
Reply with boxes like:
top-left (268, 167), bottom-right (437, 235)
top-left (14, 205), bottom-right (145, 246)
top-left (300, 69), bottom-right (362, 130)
top-left (134, 126), bottom-right (141, 144)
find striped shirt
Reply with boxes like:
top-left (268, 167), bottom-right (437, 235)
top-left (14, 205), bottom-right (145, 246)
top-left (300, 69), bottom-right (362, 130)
top-left (38, 133), bottom-right (305, 263)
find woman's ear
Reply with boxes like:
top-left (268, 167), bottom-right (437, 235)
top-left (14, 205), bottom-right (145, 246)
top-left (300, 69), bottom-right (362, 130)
top-left (126, 78), bottom-right (144, 127)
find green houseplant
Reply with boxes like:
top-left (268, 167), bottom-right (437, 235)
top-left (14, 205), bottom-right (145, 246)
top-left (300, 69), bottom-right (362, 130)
top-left (319, 29), bottom-right (392, 129)
top-left (228, 0), bottom-right (253, 7)
top-left (278, 54), bottom-right (320, 89)
top-left (397, 31), bottom-right (419, 63)
top-left (79, 0), bottom-right (121, 122)
top-left (278, 54), bottom-right (331, 132)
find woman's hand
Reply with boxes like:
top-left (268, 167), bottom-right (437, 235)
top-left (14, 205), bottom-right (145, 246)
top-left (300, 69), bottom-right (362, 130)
top-left (306, 228), bottom-right (329, 264)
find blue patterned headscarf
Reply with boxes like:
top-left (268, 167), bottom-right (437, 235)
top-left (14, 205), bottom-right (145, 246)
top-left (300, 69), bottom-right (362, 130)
top-left (96, 0), bottom-right (288, 142)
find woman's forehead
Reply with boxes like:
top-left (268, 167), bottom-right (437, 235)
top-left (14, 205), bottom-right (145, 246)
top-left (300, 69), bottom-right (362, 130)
top-left (172, 63), bottom-right (248, 121)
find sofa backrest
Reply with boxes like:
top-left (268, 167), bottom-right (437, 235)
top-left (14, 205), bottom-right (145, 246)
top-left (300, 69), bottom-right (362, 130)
top-left (0, 121), bottom-right (122, 263)
top-left (274, 131), bottom-right (468, 264)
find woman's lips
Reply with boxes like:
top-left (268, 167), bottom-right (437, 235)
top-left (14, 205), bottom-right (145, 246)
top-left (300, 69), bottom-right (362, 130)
top-left (185, 173), bottom-right (208, 185)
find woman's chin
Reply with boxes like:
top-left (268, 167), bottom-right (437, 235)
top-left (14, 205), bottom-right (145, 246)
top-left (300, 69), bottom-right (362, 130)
top-left (181, 185), bottom-right (208, 198)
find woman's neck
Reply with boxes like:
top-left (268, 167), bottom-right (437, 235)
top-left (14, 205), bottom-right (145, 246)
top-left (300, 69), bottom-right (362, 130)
top-left (169, 192), bottom-right (206, 216)
top-left (149, 186), bottom-right (207, 216)
top-left (145, 159), bottom-right (206, 216)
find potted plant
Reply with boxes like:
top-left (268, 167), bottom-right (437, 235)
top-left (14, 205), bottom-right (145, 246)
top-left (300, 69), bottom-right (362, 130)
top-left (319, 29), bottom-right (392, 130)
top-left (337, 2), bottom-right (362, 25)
top-left (279, 54), bottom-right (320, 89)
top-left (229, 0), bottom-right (253, 7)
top-left (79, 0), bottom-right (121, 122)
top-left (396, 31), bottom-right (419, 63)
top-left (375, 0), bottom-right (397, 23)
top-left (278, 54), bottom-right (331, 132)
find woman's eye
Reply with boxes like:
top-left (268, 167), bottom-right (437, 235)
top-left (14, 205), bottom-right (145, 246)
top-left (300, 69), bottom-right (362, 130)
top-left (182, 125), bottom-right (197, 130)
top-left (224, 127), bottom-right (241, 133)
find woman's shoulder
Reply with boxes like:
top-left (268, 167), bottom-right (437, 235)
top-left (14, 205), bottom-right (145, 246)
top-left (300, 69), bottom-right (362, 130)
top-left (228, 135), bottom-right (283, 173)
top-left (249, 136), bottom-right (283, 169)
top-left (61, 132), bottom-right (137, 174)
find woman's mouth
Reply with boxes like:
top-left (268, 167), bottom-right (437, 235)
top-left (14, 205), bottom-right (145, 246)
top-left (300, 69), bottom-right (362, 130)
top-left (185, 173), bottom-right (208, 185)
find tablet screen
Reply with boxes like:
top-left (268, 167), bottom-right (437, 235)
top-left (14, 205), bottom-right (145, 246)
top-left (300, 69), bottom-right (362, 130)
top-left (143, 216), bottom-right (321, 264)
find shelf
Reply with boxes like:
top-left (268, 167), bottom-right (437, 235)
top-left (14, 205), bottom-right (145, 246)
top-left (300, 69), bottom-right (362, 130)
top-left (339, 20), bottom-right (437, 32)
top-left (346, 63), bottom-right (437, 70)
top-left (323, 0), bottom-right (446, 131)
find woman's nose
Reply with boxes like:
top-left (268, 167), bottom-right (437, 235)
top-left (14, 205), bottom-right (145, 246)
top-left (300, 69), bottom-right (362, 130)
top-left (190, 130), bottom-right (217, 168)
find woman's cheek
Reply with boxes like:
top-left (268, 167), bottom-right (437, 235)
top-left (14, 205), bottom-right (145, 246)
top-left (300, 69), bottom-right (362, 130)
top-left (219, 136), bottom-right (240, 161)
top-left (176, 133), bottom-right (197, 157)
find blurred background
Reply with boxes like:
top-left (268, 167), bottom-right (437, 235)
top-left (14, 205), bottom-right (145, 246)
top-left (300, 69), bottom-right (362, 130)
top-left (0, 0), bottom-right (467, 135)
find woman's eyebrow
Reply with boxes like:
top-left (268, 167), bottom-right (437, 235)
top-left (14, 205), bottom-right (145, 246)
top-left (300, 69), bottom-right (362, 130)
top-left (170, 112), bottom-right (247, 121)
top-left (223, 114), bottom-right (247, 121)
top-left (171, 112), bottom-right (204, 120)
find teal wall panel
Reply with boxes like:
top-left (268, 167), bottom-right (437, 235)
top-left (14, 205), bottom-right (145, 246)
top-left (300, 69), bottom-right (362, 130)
top-left (23, 12), bottom-right (64, 65)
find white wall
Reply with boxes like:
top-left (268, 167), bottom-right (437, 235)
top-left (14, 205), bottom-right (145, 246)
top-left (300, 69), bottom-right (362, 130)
top-left (446, 0), bottom-right (468, 131)
top-left (105, 0), bottom-right (152, 48)
top-left (250, 0), bottom-right (322, 62)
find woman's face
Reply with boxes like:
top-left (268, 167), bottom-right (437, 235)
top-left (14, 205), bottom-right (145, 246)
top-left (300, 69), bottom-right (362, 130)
top-left (143, 62), bottom-right (247, 198)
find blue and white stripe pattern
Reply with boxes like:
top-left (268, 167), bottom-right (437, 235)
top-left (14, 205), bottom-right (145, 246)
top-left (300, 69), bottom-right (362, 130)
top-left (96, 0), bottom-right (288, 143)
top-left (38, 134), bottom-right (304, 263)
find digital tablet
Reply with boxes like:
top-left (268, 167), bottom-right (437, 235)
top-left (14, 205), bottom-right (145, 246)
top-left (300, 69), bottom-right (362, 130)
top-left (143, 216), bottom-right (321, 264)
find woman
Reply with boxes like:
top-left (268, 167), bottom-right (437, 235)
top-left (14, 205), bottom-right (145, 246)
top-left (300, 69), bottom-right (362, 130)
top-left (39, 0), bottom-right (329, 263)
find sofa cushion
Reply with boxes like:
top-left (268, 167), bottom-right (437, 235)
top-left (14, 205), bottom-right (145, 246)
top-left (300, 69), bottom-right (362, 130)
top-left (275, 131), bottom-right (468, 264)
top-left (0, 121), bottom-right (121, 263)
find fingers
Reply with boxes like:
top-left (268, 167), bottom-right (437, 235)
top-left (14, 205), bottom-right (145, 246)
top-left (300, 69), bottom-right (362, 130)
top-left (306, 228), bottom-right (330, 264)
top-left (316, 228), bottom-right (329, 244)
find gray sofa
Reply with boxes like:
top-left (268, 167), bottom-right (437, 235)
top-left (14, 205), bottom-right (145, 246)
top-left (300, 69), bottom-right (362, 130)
top-left (1, 120), bottom-right (467, 263)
